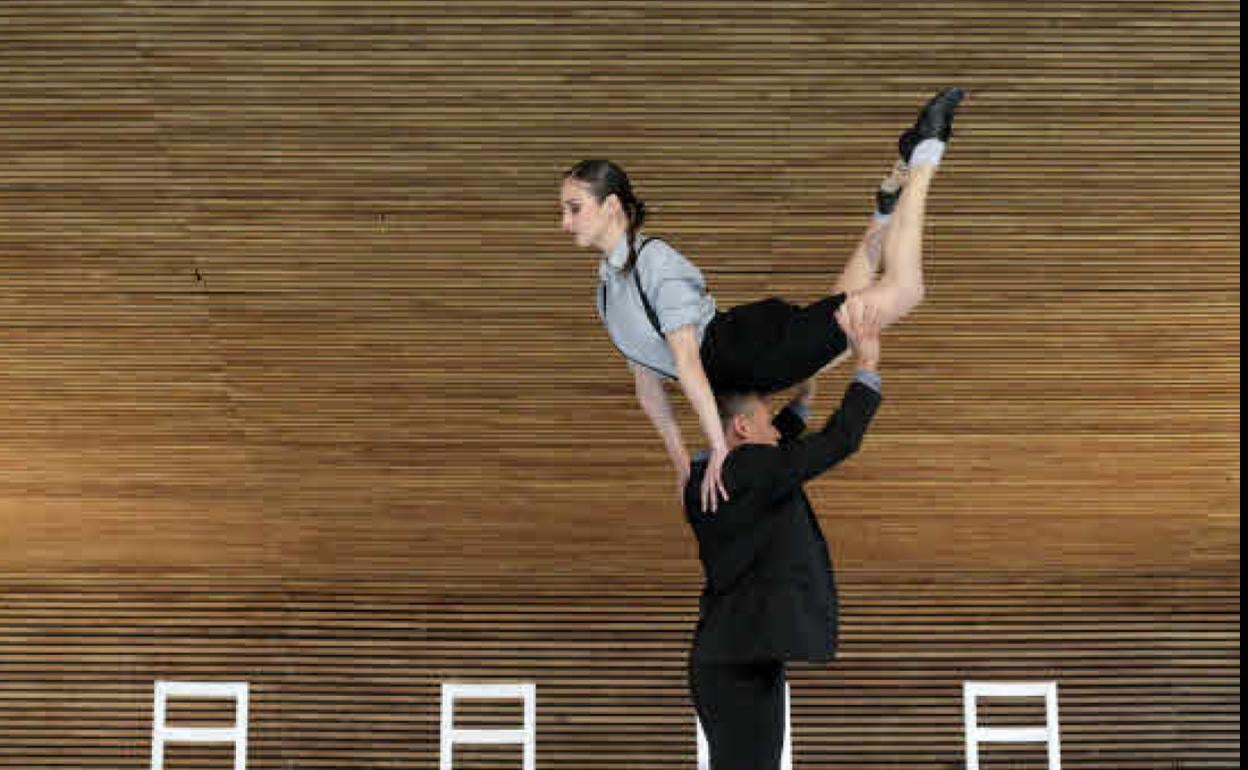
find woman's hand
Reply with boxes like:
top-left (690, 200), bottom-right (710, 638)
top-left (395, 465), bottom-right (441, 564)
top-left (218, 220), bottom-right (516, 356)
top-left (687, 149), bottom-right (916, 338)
top-left (700, 445), bottom-right (729, 513)
top-left (666, 325), bottom-right (731, 512)
top-left (837, 295), bottom-right (881, 370)
top-left (675, 452), bottom-right (692, 501)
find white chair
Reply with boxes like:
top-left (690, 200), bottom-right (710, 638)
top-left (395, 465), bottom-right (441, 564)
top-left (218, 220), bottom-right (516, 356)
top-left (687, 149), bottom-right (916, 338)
top-left (151, 681), bottom-right (248, 770)
top-left (963, 681), bottom-right (1061, 769)
top-left (697, 682), bottom-right (792, 770)
top-left (440, 682), bottom-right (536, 770)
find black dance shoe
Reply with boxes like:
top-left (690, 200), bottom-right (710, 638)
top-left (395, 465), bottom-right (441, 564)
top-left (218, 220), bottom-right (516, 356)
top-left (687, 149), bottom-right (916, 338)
top-left (898, 86), bottom-right (967, 161)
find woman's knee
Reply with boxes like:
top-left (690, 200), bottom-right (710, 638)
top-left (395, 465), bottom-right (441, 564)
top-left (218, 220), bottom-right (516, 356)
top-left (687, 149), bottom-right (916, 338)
top-left (853, 278), bottom-right (925, 325)
top-left (905, 281), bottom-right (926, 311)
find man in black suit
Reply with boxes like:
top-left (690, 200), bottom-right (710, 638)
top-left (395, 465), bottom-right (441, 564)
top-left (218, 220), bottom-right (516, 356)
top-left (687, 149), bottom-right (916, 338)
top-left (684, 300), bottom-right (883, 770)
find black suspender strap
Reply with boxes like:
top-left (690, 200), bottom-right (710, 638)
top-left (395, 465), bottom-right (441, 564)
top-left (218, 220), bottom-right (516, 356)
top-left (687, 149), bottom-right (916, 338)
top-left (600, 236), bottom-right (665, 339)
top-left (599, 236), bottom-right (678, 378)
top-left (631, 237), bottom-right (665, 337)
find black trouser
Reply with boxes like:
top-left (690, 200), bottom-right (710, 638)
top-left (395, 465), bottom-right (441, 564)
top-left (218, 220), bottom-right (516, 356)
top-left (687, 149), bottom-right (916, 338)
top-left (690, 658), bottom-right (786, 770)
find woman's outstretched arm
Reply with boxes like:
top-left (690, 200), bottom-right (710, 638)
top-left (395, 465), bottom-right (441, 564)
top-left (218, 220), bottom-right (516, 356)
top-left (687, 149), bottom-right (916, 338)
top-left (633, 364), bottom-right (692, 495)
top-left (666, 325), bottom-right (729, 512)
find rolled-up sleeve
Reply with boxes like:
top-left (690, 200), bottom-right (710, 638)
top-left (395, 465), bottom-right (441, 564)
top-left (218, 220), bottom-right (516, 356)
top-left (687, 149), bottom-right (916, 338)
top-left (638, 240), bottom-right (714, 334)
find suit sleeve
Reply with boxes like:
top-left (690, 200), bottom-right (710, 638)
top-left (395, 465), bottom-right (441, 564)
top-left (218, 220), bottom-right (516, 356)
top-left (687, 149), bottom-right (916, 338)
top-left (687, 383), bottom-right (879, 546)
top-left (685, 451), bottom-right (783, 543)
top-left (761, 381), bottom-right (882, 502)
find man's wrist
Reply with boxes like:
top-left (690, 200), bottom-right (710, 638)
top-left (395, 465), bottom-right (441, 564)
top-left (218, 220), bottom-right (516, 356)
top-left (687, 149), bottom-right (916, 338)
top-left (787, 399), bottom-right (812, 423)
top-left (853, 368), bottom-right (882, 393)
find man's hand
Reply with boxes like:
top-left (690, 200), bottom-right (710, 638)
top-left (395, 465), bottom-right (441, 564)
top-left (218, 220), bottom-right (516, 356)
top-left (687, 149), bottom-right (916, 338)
top-left (836, 295), bottom-right (881, 370)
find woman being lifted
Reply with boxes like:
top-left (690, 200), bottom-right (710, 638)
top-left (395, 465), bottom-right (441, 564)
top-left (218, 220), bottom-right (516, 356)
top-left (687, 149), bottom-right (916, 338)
top-left (560, 88), bottom-right (966, 512)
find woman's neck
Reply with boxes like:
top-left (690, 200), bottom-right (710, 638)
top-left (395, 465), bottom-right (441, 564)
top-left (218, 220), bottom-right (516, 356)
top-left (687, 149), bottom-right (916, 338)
top-left (596, 218), bottom-right (630, 255)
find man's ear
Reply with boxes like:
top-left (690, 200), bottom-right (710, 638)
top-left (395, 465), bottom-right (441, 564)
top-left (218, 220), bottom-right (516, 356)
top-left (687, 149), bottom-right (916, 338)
top-left (731, 412), bottom-right (751, 441)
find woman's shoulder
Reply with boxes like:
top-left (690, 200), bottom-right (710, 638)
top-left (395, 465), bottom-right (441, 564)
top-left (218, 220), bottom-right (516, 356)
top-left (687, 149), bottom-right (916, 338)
top-left (636, 233), bottom-right (696, 272)
top-left (637, 231), bottom-right (678, 253)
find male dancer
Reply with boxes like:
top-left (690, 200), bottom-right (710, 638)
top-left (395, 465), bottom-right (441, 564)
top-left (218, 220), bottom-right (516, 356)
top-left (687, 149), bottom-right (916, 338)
top-left (684, 300), bottom-right (882, 769)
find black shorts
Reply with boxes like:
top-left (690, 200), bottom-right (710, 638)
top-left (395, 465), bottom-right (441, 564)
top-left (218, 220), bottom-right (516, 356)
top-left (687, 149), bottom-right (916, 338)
top-left (700, 294), bottom-right (849, 394)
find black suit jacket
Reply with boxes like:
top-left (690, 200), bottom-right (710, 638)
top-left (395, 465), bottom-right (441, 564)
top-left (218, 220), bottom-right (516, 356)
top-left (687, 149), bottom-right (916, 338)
top-left (684, 380), bottom-right (881, 665)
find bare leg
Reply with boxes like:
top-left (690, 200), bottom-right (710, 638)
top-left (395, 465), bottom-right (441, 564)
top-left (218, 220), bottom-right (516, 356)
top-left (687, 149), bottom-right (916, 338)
top-left (853, 163), bottom-right (935, 329)
top-left (832, 218), bottom-right (886, 296)
top-left (833, 161), bottom-right (907, 296)
top-left (847, 86), bottom-right (967, 329)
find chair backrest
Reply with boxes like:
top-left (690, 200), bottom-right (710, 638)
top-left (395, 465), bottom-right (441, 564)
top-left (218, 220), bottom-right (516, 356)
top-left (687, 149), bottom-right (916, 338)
top-left (440, 682), bottom-right (537, 770)
top-left (963, 681), bottom-right (1061, 770)
top-left (151, 680), bottom-right (248, 770)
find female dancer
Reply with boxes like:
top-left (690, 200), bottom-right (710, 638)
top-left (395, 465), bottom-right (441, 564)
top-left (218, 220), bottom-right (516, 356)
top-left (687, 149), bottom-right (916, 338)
top-left (561, 87), bottom-right (965, 512)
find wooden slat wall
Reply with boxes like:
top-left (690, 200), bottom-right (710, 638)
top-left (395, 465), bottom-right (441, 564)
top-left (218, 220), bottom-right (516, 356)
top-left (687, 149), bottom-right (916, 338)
top-left (0, 0), bottom-right (1239, 767)
top-left (0, 573), bottom-right (1239, 768)
top-left (0, 0), bottom-right (1237, 576)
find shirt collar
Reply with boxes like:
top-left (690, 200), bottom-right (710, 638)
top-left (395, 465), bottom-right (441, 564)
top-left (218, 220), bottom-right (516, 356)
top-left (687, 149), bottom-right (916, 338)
top-left (605, 232), bottom-right (632, 270)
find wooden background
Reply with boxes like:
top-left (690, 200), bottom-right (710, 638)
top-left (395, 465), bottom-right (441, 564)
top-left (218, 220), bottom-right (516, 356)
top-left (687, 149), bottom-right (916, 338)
top-left (0, 1), bottom-right (1239, 767)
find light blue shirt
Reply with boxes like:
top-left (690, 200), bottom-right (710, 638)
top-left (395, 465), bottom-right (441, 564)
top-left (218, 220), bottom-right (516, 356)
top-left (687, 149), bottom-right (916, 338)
top-left (596, 233), bottom-right (717, 379)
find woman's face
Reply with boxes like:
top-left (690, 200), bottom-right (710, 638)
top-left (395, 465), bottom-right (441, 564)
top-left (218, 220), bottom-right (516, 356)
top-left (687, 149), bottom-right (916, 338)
top-left (560, 178), bottom-right (614, 251)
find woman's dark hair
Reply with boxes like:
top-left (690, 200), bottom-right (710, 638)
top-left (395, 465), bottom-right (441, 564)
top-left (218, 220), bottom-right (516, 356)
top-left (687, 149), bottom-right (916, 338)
top-left (564, 159), bottom-right (647, 272)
